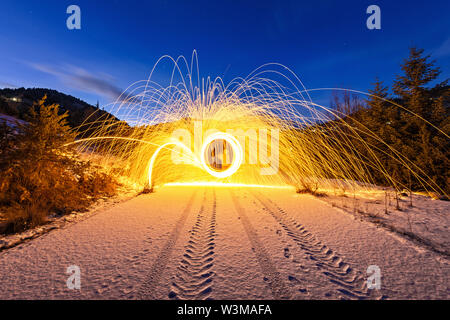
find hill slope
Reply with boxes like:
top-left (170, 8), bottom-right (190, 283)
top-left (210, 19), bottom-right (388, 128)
top-left (0, 87), bottom-right (121, 129)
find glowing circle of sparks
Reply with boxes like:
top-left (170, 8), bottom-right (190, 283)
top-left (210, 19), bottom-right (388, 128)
top-left (200, 132), bottom-right (243, 179)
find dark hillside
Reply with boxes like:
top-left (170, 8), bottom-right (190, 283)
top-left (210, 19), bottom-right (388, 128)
top-left (0, 87), bottom-right (121, 129)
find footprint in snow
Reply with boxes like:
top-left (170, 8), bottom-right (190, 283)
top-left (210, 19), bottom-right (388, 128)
top-left (284, 248), bottom-right (291, 258)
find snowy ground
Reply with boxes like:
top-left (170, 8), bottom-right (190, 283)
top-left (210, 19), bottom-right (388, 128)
top-left (0, 186), bottom-right (448, 299)
top-left (322, 191), bottom-right (449, 257)
top-left (0, 113), bottom-right (26, 128)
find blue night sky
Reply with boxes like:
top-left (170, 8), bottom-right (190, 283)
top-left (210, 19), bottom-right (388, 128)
top-left (0, 0), bottom-right (449, 115)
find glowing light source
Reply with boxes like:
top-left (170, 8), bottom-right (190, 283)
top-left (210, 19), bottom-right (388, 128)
top-left (164, 182), bottom-right (293, 189)
top-left (67, 52), bottom-right (448, 197)
top-left (147, 140), bottom-right (199, 188)
top-left (200, 132), bottom-right (243, 179)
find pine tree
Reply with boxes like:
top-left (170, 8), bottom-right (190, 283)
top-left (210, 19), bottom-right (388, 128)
top-left (0, 95), bottom-right (117, 233)
top-left (365, 78), bottom-right (391, 142)
top-left (393, 47), bottom-right (438, 145)
top-left (392, 47), bottom-right (448, 195)
top-left (428, 93), bottom-right (450, 195)
top-left (19, 95), bottom-right (76, 163)
top-left (363, 78), bottom-right (402, 184)
top-left (367, 78), bottom-right (389, 116)
top-left (393, 47), bottom-right (440, 118)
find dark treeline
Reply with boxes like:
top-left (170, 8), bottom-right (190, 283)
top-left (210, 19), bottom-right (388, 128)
top-left (0, 87), bottom-right (123, 132)
top-left (332, 47), bottom-right (449, 197)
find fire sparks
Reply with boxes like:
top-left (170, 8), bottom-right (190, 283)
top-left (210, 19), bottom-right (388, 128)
top-left (66, 52), bottom-right (446, 196)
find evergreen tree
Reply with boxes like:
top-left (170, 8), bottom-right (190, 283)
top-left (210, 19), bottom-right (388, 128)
top-left (351, 48), bottom-right (449, 196)
top-left (392, 48), bottom-right (439, 171)
top-left (0, 95), bottom-right (117, 233)
top-left (392, 47), bottom-right (448, 195)
top-left (428, 93), bottom-right (450, 194)
top-left (363, 78), bottom-right (402, 184)
top-left (19, 95), bottom-right (77, 163)
top-left (393, 47), bottom-right (440, 118)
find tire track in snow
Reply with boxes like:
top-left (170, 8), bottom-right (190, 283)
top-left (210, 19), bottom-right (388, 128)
top-left (230, 190), bottom-right (290, 299)
top-left (136, 189), bottom-right (199, 299)
top-left (250, 190), bottom-right (383, 300)
top-left (168, 189), bottom-right (217, 300)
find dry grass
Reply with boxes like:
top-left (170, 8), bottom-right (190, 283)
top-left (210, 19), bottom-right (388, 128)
top-left (0, 160), bottom-right (119, 234)
top-left (0, 96), bottom-right (120, 235)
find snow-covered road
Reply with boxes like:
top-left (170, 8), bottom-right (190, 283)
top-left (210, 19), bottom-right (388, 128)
top-left (0, 186), bottom-right (448, 299)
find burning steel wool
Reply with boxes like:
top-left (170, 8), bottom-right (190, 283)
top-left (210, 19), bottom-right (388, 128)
top-left (68, 53), bottom-right (447, 196)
